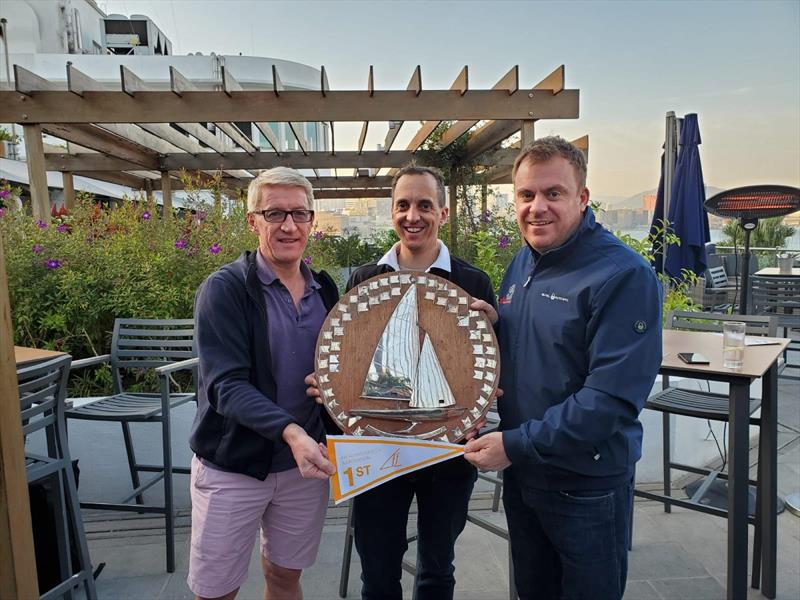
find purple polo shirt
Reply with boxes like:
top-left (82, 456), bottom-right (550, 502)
top-left (256, 250), bottom-right (328, 472)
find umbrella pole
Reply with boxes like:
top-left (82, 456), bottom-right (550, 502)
top-left (739, 220), bottom-right (756, 315)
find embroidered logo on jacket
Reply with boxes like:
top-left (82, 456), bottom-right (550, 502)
top-left (541, 292), bottom-right (569, 303)
top-left (499, 284), bottom-right (516, 305)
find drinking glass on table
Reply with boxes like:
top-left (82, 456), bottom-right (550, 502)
top-left (723, 321), bottom-right (746, 369)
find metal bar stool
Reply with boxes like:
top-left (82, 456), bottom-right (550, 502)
top-left (20, 354), bottom-right (97, 600)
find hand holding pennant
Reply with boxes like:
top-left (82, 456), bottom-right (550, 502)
top-left (327, 435), bottom-right (465, 504)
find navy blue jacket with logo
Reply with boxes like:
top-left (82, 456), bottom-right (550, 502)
top-left (497, 208), bottom-right (662, 490)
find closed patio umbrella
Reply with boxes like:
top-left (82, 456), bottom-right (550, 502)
top-left (663, 113), bottom-right (711, 280)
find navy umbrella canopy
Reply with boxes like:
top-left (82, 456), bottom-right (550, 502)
top-left (663, 114), bottom-right (711, 280)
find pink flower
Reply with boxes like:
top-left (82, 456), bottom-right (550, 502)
top-left (32, 244), bottom-right (43, 254)
top-left (174, 239), bottom-right (188, 250)
top-left (0, 189), bottom-right (9, 199)
top-left (36, 219), bottom-right (47, 229)
top-left (208, 242), bottom-right (221, 254)
top-left (142, 211), bottom-right (151, 221)
top-left (303, 256), bottom-right (312, 265)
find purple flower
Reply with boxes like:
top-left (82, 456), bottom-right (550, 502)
top-left (56, 223), bottom-right (69, 233)
top-left (303, 256), bottom-right (313, 265)
top-left (312, 231), bottom-right (324, 241)
top-left (208, 242), bottom-right (221, 255)
top-left (0, 189), bottom-right (9, 199)
top-left (45, 259), bottom-right (62, 270)
top-left (480, 210), bottom-right (493, 223)
top-left (142, 211), bottom-right (151, 221)
top-left (498, 235), bottom-right (510, 249)
top-left (174, 239), bottom-right (188, 250)
top-left (32, 244), bottom-right (43, 255)
top-left (36, 219), bottom-right (47, 229)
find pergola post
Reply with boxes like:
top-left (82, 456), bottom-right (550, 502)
top-left (448, 181), bottom-right (458, 250)
top-left (62, 172), bottom-right (75, 211)
top-left (145, 179), bottom-right (154, 207)
top-left (521, 119), bottom-right (535, 148)
top-left (22, 124), bottom-right (50, 222)
top-left (0, 238), bottom-right (40, 600)
top-left (161, 171), bottom-right (172, 218)
top-left (480, 184), bottom-right (488, 226)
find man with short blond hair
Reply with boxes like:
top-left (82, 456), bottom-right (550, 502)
top-left (188, 166), bottom-right (337, 600)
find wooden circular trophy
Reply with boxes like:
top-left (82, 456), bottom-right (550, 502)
top-left (314, 271), bottom-right (499, 442)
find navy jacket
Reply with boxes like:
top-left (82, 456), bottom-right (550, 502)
top-left (189, 251), bottom-right (339, 480)
top-left (498, 208), bottom-right (662, 490)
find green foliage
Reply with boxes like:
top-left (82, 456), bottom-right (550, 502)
top-left (0, 127), bottom-right (18, 143)
top-left (1, 192), bottom-right (254, 361)
top-left (720, 217), bottom-right (795, 249)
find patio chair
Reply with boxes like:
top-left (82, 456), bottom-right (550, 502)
top-left (20, 354), bottom-right (98, 600)
top-left (634, 310), bottom-right (776, 589)
top-left (689, 265), bottom-right (739, 311)
top-left (751, 274), bottom-right (800, 381)
top-left (64, 318), bottom-right (198, 573)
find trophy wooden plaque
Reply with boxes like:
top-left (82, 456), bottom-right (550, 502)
top-left (314, 271), bottom-right (499, 442)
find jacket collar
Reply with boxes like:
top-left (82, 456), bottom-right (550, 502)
top-left (526, 206), bottom-right (598, 262)
top-left (377, 240), bottom-right (452, 273)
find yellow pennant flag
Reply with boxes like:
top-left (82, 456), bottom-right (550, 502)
top-left (327, 435), bottom-right (464, 504)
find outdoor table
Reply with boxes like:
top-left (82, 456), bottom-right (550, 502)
top-left (754, 267), bottom-right (800, 278)
top-left (661, 329), bottom-right (788, 599)
top-left (14, 346), bottom-right (65, 367)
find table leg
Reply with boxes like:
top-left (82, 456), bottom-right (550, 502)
top-left (759, 365), bottom-right (778, 598)
top-left (727, 381), bottom-right (750, 600)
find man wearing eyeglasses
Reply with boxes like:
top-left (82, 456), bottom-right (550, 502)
top-left (188, 167), bottom-right (337, 600)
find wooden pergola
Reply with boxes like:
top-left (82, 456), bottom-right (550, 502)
top-left (0, 63), bottom-right (582, 597)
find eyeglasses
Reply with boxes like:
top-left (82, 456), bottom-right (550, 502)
top-left (255, 209), bottom-right (315, 224)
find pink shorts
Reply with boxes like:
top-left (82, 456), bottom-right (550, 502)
top-left (187, 455), bottom-right (329, 598)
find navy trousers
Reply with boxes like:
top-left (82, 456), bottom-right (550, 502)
top-left (352, 457), bottom-right (477, 600)
top-left (503, 469), bottom-right (633, 600)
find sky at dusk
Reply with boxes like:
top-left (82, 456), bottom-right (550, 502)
top-left (99, 0), bottom-right (800, 199)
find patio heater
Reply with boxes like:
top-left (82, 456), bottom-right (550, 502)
top-left (704, 185), bottom-right (800, 314)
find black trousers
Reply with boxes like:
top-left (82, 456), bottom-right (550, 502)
top-left (352, 456), bottom-right (477, 600)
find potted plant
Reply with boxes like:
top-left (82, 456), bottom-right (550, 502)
top-left (0, 126), bottom-right (18, 158)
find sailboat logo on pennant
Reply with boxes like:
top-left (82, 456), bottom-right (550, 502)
top-left (314, 271), bottom-right (500, 442)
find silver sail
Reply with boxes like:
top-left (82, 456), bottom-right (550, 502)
top-left (410, 333), bottom-right (456, 408)
top-left (361, 286), bottom-right (419, 400)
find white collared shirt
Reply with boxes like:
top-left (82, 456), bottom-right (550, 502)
top-left (376, 240), bottom-right (452, 273)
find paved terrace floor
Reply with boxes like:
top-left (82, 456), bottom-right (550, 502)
top-left (62, 372), bottom-right (799, 600)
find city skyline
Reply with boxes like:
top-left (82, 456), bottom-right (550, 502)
top-left (98, 0), bottom-right (800, 198)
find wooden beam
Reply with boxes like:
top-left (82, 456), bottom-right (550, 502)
top-left (464, 119), bottom-right (520, 160)
top-left (404, 66), bottom-right (471, 153)
top-left (168, 66), bottom-right (257, 153)
top-left (13, 65), bottom-right (59, 95)
top-left (22, 124), bottom-right (50, 221)
top-left (310, 175), bottom-right (393, 188)
top-left (62, 172), bottom-right (75, 210)
top-left (383, 121), bottom-right (402, 153)
top-left (66, 63), bottom-right (106, 97)
top-left (272, 64), bottom-right (283, 97)
top-left (136, 123), bottom-right (207, 155)
top-left (358, 122), bottom-right (369, 155)
top-left (50, 148), bottom-right (518, 172)
top-left (99, 123), bottom-right (182, 155)
top-left (448, 182), bottom-right (457, 249)
top-left (321, 66), bottom-right (329, 97)
top-left (120, 65), bottom-right (147, 97)
top-left (534, 65), bottom-right (565, 94)
top-left (572, 134), bottom-right (589, 155)
top-left (176, 122), bottom-right (232, 154)
top-left (161, 171), bottom-right (172, 216)
top-left (438, 66), bottom-right (521, 149)
top-left (40, 124), bottom-right (161, 169)
top-left (221, 65), bottom-right (238, 97)
top-left (367, 65), bottom-right (374, 97)
top-left (0, 89), bottom-right (580, 123)
top-left (74, 171), bottom-right (148, 189)
top-left (314, 188), bottom-right (391, 199)
top-left (407, 65), bottom-right (421, 96)
top-left (0, 238), bottom-right (40, 600)
top-left (521, 120), bottom-right (535, 147)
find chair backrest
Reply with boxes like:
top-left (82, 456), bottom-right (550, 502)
top-left (18, 354), bottom-right (72, 447)
top-left (706, 265), bottom-right (729, 289)
top-left (666, 310), bottom-right (777, 337)
top-left (751, 276), bottom-right (800, 316)
top-left (110, 318), bottom-right (196, 392)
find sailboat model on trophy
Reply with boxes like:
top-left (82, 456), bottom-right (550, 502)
top-left (350, 285), bottom-right (467, 423)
